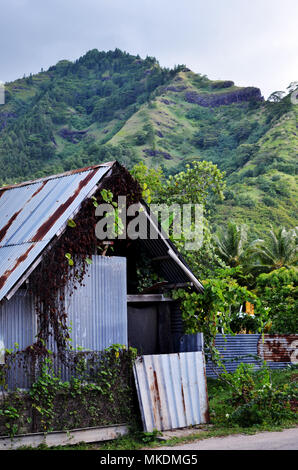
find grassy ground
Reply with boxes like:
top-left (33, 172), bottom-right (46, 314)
top-left (18, 365), bottom-right (298, 451)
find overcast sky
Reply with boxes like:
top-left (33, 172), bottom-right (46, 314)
top-left (0, 0), bottom-right (297, 98)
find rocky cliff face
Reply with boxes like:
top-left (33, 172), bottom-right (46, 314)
top-left (185, 87), bottom-right (263, 107)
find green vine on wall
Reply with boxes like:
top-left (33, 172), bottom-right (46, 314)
top-left (0, 345), bottom-right (138, 438)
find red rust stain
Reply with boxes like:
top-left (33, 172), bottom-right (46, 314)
top-left (30, 180), bottom-right (48, 199)
top-left (181, 383), bottom-right (186, 415)
top-left (150, 370), bottom-right (163, 425)
top-left (65, 163), bottom-right (110, 174)
top-left (0, 244), bottom-right (35, 290)
top-left (0, 181), bottom-right (48, 246)
top-left (31, 168), bottom-right (98, 242)
top-left (0, 209), bottom-right (22, 245)
top-left (152, 371), bottom-right (161, 404)
top-left (258, 335), bottom-right (298, 362)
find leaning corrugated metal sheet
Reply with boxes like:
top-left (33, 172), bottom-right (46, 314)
top-left (0, 163), bottom-right (113, 301)
top-left (133, 352), bottom-right (209, 432)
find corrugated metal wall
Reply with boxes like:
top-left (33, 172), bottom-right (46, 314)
top-left (134, 352), bottom-right (209, 432)
top-left (206, 334), bottom-right (298, 378)
top-left (0, 290), bottom-right (36, 350)
top-left (1, 255), bottom-right (127, 389)
top-left (65, 255), bottom-right (127, 351)
top-left (0, 290), bottom-right (37, 389)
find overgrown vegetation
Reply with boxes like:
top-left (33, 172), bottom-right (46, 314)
top-left (208, 363), bottom-right (298, 428)
top-left (0, 48), bottom-right (297, 232)
top-left (15, 365), bottom-right (297, 450)
top-left (0, 346), bottom-right (138, 438)
top-left (0, 52), bottom-right (296, 445)
top-left (132, 160), bottom-right (297, 341)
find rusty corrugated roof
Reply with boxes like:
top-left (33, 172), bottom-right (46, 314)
top-left (0, 163), bottom-right (114, 301)
top-left (0, 160), bottom-right (203, 302)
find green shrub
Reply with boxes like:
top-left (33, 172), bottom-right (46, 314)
top-left (255, 268), bottom-right (298, 334)
top-left (212, 363), bottom-right (298, 427)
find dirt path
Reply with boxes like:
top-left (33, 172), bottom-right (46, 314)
top-left (159, 427), bottom-right (298, 450)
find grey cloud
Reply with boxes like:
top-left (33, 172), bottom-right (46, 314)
top-left (0, 0), bottom-right (297, 98)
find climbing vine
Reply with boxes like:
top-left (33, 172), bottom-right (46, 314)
top-left (25, 163), bottom-right (142, 358)
top-left (0, 164), bottom-right (142, 438)
top-left (0, 345), bottom-right (138, 437)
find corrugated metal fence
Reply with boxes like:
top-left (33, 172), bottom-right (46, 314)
top-left (174, 333), bottom-right (298, 377)
top-left (206, 334), bottom-right (298, 378)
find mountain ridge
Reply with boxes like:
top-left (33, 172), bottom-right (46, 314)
top-left (0, 49), bottom-right (296, 235)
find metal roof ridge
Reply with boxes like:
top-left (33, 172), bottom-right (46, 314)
top-left (0, 161), bottom-right (116, 192)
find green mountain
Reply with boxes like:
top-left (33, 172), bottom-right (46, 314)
top-left (0, 49), bottom-right (297, 234)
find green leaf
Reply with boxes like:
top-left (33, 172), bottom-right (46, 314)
top-left (91, 196), bottom-right (98, 208)
top-left (67, 219), bottom-right (76, 228)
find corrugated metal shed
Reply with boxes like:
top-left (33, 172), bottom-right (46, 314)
top-left (133, 352), bottom-right (209, 432)
top-left (0, 161), bottom-right (203, 302)
top-left (0, 163), bottom-right (113, 301)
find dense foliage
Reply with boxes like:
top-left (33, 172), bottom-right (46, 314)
top-left (0, 346), bottom-right (138, 437)
top-left (255, 268), bottom-right (298, 333)
top-left (208, 363), bottom-right (298, 427)
top-left (0, 48), bottom-right (297, 233)
top-left (132, 160), bottom-right (297, 339)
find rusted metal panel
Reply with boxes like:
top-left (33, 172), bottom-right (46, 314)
top-left (133, 352), bottom-right (209, 432)
top-left (258, 335), bottom-right (298, 363)
top-left (0, 242), bottom-right (48, 300)
top-left (0, 164), bottom-right (112, 301)
top-left (206, 334), bottom-right (298, 378)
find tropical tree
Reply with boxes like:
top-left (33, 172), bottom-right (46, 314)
top-left (213, 222), bottom-right (248, 267)
top-left (130, 160), bottom-right (164, 204)
top-left (158, 160), bottom-right (225, 206)
top-left (132, 159), bottom-right (227, 278)
top-left (247, 226), bottom-right (297, 274)
top-left (255, 267), bottom-right (298, 334)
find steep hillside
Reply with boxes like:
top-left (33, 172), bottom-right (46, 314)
top-left (0, 49), bottom-right (296, 234)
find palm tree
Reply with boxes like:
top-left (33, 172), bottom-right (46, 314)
top-left (214, 222), bottom-right (248, 267)
top-left (247, 226), bottom-right (297, 274)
